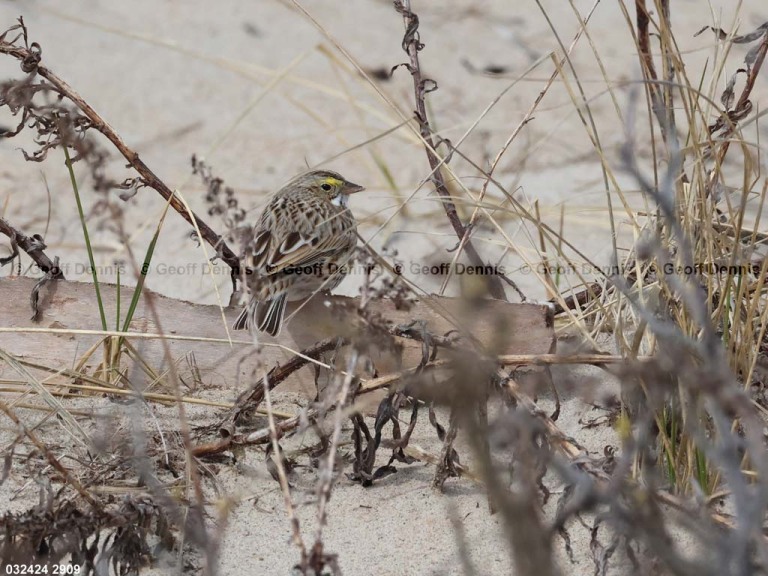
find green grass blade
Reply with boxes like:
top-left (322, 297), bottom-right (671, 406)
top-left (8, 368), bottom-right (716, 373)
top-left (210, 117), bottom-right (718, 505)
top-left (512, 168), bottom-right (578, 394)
top-left (116, 265), bottom-right (121, 331)
top-left (65, 146), bottom-right (107, 330)
top-left (121, 197), bottom-right (173, 334)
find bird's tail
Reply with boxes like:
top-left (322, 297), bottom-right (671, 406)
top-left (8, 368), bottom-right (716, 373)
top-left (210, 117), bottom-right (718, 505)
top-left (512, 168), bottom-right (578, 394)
top-left (232, 294), bottom-right (288, 337)
top-left (232, 304), bottom-right (250, 331)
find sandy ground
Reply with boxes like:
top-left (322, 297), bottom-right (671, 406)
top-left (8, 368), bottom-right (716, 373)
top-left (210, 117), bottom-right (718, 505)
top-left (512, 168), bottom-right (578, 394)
top-left (1, 0), bottom-right (767, 574)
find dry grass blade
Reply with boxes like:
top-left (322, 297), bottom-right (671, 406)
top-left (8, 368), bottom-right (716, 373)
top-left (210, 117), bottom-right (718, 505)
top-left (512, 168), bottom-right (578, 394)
top-left (0, 348), bottom-right (92, 448)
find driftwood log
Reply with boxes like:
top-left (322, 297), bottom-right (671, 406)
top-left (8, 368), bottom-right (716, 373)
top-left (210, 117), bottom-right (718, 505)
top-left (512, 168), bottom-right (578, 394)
top-left (0, 277), bottom-right (555, 407)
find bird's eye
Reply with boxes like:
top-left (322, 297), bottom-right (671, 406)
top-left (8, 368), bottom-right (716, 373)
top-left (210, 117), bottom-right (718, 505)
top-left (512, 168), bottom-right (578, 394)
top-left (321, 183), bottom-right (332, 191)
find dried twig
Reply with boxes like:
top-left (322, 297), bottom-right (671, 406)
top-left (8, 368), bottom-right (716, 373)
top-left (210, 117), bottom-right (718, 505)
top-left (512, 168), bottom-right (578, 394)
top-left (0, 19), bottom-right (239, 272)
top-left (0, 216), bottom-right (63, 278)
top-left (432, 408), bottom-right (460, 489)
top-left (700, 21), bottom-right (768, 193)
top-left (635, 0), bottom-right (673, 141)
top-left (392, 1), bottom-right (505, 300)
top-left (261, 352), bottom-right (309, 570)
top-left (218, 337), bottom-right (347, 436)
top-left (309, 350), bottom-right (358, 574)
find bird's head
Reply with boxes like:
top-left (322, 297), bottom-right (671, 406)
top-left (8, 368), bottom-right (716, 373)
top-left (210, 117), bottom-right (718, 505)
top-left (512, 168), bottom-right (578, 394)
top-left (291, 170), bottom-right (365, 207)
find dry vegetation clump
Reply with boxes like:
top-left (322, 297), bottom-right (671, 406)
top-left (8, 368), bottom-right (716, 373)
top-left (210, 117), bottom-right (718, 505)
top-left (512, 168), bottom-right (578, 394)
top-left (1, 1), bottom-right (768, 575)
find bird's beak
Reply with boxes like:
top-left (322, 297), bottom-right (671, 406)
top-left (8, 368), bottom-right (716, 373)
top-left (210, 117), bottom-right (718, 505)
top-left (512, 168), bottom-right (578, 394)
top-left (343, 181), bottom-right (365, 194)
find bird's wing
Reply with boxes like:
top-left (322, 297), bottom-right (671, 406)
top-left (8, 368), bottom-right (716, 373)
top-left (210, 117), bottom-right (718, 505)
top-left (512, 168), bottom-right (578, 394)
top-left (246, 199), bottom-right (353, 276)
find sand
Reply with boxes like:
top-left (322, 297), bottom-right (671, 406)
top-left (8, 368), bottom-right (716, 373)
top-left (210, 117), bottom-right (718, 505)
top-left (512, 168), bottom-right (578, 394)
top-left (1, 0), bottom-right (766, 574)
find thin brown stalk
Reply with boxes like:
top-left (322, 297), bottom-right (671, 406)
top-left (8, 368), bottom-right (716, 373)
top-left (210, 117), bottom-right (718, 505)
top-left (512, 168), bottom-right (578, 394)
top-left (261, 353), bottom-right (309, 567)
top-left (310, 350), bottom-right (357, 571)
top-left (0, 40), bottom-right (239, 272)
top-left (218, 337), bottom-right (346, 436)
top-left (709, 30), bottom-right (768, 183)
top-left (393, 0), bottom-right (505, 300)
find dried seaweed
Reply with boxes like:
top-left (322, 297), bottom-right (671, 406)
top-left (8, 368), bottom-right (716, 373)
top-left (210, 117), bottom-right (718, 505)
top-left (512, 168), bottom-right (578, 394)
top-left (0, 498), bottom-right (173, 574)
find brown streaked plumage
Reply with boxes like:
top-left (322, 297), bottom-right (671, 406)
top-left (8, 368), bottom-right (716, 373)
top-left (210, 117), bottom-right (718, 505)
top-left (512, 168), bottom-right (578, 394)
top-left (233, 170), bottom-right (364, 336)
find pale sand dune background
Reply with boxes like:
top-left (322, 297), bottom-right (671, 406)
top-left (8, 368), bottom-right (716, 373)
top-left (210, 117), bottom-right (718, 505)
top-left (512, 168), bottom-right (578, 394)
top-left (1, 0), bottom-right (767, 574)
